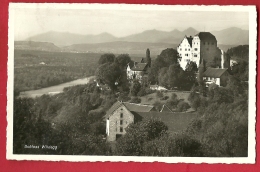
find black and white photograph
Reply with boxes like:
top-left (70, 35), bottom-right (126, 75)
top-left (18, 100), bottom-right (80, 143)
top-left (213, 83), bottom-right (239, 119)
top-left (7, 3), bottom-right (256, 163)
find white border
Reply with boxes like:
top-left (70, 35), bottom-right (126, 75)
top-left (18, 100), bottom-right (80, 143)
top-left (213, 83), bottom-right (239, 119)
top-left (7, 3), bottom-right (257, 163)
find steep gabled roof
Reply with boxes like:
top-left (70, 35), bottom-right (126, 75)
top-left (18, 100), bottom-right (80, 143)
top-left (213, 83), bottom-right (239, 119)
top-left (106, 101), bottom-right (124, 117)
top-left (105, 101), bottom-right (154, 118)
top-left (123, 102), bottom-right (154, 112)
top-left (195, 32), bottom-right (217, 42)
top-left (131, 63), bottom-right (148, 71)
top-left (160, 104), bottom-right (174, 113)
top-left (203, 68), bottom-right (228, 78)
top-left (186, 36), bottom-right (193, 47)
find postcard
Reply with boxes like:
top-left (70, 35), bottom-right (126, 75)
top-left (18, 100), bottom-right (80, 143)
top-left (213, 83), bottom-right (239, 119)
top-left (7, 3), bottom-right (257, 163)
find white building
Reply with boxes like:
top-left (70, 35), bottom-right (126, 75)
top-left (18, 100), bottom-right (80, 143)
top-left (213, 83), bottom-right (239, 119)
top-left (177, 32), bottom-right (228, 70)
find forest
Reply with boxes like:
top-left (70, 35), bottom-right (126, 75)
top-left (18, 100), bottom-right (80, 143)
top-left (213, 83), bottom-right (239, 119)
top-left (13, 45), bottom-right (249, 157)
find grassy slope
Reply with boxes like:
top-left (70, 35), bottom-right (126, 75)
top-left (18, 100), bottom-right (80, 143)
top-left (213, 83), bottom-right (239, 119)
top-left (140, 91), bottom-right (190, 105)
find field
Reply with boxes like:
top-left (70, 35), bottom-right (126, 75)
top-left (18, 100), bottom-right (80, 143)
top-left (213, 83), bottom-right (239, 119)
top-left (14, 50), bottom-right (144, 92)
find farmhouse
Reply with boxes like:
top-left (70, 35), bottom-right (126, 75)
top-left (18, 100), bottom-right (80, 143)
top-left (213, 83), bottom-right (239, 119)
top-left (105, 101), bottom-right (155, 141)
top-left (177, 32), bottom-right (230, 70)
top-left (105, 101), bottom-right (196, 142)
top-left (203, 68), bottom-right (230, 87)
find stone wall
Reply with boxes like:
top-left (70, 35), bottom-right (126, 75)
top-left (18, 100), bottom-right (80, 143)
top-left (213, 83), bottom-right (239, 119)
top-left (107, 104), bottom-right (134, 142)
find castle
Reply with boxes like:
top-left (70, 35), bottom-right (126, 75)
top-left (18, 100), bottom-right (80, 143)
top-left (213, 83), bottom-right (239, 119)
top-left (177, 32), bottom-right (230, 70)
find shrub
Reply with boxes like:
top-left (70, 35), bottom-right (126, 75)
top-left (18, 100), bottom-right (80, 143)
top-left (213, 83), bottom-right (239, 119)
top-left (156, 91), bottom-right (163, 98)
top-left (177, 101), bottom-right (190, 112)
top-left (130, 97), bottom-right (141, 104)
top-left (118, 93), bottom-right (131, 102)
top-left (153, 101), bottom-right (163, 112)
top-left (160, 96), bottom-right (169, 100)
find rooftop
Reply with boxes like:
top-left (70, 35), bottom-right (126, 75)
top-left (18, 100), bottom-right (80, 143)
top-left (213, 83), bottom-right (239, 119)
top-left (203, 68), bottom-right (228, 78)
top-left (105, 101), bottom-right (155, 118)
top-left (131, 63), bottom-right (148, 71)
top-left (131, 111), bottom-right (197, 133)
top-left (195, 32), bottom-right (217, 42)
top-left (186, 36), bottom-right (193, 47)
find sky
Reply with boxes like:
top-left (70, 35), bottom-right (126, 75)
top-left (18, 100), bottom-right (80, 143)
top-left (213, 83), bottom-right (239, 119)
top-left (12, 5), bottom-right (249, 40)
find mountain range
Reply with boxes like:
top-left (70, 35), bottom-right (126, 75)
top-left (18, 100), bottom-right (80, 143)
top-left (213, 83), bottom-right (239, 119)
top-left (24, 27), bottom-right (248, 46)
top-left (15, 27), bottom-right (248, 55)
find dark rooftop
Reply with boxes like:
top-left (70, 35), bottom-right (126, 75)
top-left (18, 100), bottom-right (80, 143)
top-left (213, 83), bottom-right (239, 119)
top-left (131, 63), bottom-right (148, 71)
top-left (131, 111), bottom-right (197, 133)
top-left (195, 32), bottom-right (217, 42)
top-left (203, 68), bottom-right (228, 78)
top-left (186, 36), bottom-right (193, 47)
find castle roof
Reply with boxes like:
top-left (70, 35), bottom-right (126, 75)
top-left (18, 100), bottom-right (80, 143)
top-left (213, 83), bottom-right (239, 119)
top-left (195, 32), bottom-right (217, 42)
top-left (203, 68), bottom-right (228, 78)
top-left (186, 36), bottom-right (193, 47)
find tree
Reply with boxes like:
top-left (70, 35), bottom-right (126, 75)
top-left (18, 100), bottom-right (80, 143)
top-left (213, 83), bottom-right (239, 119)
top-left (116, 119), bottom-right (168, 156)
top-left (148, 48), bottom-right (178, 84)
top-left (167, 64), bottom-right (185, 89)
top-left (98, 53), bottom-right (115, 65)
top-left (115, 54), bottom-right (132, 68)
top-left (177, 101), bottom-right (190, 112)
top-left (130, 97), bottom-right (141, 103)
top-left (158, 67), bottom-right (169, 88)
top-left (146, 48), bottom-right (151, 67)
top-left (130, 79), bottom-right (141, 96)
top-left (95, 63), bottom-right (122, 91)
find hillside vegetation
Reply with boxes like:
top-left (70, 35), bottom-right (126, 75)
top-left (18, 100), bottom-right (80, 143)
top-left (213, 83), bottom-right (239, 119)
top-left (13, 46), bottom-right (249, 157)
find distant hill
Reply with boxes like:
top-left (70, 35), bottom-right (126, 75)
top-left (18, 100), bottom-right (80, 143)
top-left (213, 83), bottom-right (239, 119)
top-left (26, 31), bottom-right (118, 46)
top-left (23, 27), bottom-right (249, 46)
top-left (63, 41), bottom-right (177, 55)
top-left (212, 27), bottom-right (249, 45)
top-left (15, 41), bottom-right (61, 51)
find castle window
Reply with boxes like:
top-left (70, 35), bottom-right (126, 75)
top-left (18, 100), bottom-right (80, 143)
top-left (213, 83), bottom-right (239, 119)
top-left (180, 48), bottom-right (182, 51)
top-left (194, 48), bottom-right (198, 51)
top-left (194, 54), bottom-right (197, 57)
top-left (120, 113), bottom-right (123, 118)
top-left (120, 127), bottom-right (123, 132)
top-left (188, 49), bottom-right (190, 51)
top-left (120, 120), bottom-right (123, 125)
top-left (185, 49), bottom-right (187, 51)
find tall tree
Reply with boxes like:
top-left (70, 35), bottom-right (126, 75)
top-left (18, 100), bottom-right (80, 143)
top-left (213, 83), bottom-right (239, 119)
top-left (98, 53), bottom-right (115, 65)
top-left (146, 48), bottom-right (151, 67)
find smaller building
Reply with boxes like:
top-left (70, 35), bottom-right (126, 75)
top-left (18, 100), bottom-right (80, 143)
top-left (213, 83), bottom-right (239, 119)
top-left (127, 62), bottom-right (149, 81)
top-left (105, 101), bottom-right (155, 141)
top-left (203, 68), bottom-right (230, 87)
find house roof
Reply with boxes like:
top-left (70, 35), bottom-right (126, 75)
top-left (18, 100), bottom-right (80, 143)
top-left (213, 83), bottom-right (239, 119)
top-left (131, 63), bottom-right (148, 71)
top-left (105, 101), bottom-right (154, 118)
top-left (160, 104), bottom-right (174, 113)
top-left (186, 36), bottom-right (193, 47)
top-left (123, 102), bottom-right (154, 112)
top-left (131, 111), bottom-right (197, 133)
top-left (203, 68), bottom-right (228, 78)
top-left (195, 32), bottom-right (217, 42)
